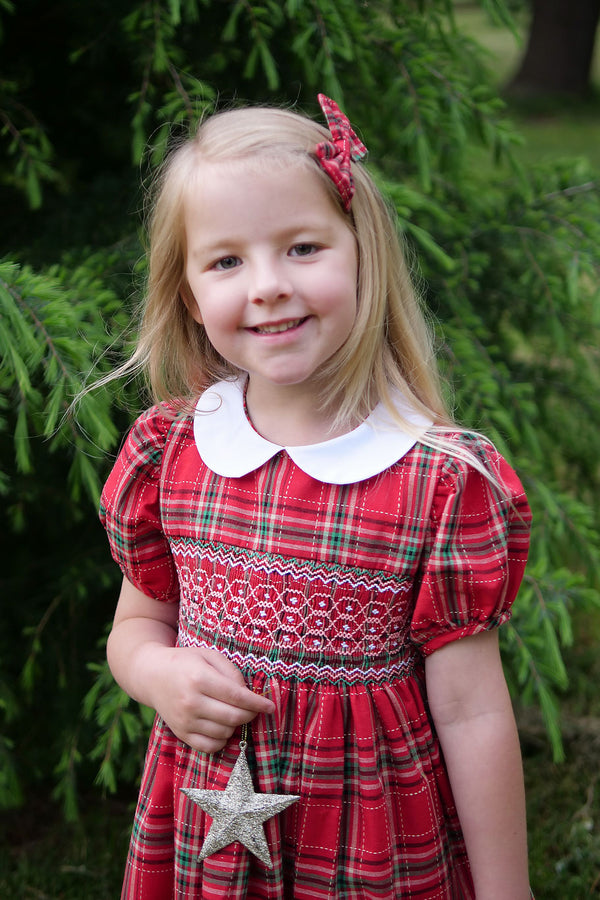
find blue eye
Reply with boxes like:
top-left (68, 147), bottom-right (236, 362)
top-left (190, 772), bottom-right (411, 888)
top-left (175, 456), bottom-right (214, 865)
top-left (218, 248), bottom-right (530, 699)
top-left (214, 256), bottom-right (241, 270)
top-left (290, 243), bottom-right (317, 257)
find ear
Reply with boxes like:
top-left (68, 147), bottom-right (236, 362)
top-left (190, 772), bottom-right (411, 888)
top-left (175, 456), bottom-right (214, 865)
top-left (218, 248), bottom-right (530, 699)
top-left (180, 280), bottom-right (203, 325)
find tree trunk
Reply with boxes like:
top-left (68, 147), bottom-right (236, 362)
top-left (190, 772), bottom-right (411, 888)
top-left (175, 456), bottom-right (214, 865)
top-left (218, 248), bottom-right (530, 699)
top-left (508, 0), bottom-right (600, 97)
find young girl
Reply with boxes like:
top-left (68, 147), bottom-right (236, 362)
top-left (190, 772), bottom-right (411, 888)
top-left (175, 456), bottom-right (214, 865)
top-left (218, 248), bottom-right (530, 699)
top-left (100, 95), bottom-right (533, 899)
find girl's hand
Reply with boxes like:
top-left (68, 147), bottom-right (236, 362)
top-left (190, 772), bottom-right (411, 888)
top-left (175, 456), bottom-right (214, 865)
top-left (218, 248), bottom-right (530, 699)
top-left (146, 644), bottom-right (274, 754)
top-left (106, 577), bottom-right (275, 754)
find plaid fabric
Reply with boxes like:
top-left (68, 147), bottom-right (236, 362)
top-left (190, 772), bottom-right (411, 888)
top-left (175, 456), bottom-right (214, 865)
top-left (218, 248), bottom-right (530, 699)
top-left (315, 94), bottom-right (367, 212)
top-left (100, 406), bottom-right (531, 899)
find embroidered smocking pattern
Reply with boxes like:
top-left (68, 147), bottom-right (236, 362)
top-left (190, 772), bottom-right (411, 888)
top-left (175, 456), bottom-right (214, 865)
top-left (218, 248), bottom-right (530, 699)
top-left (99, 400), bottom-right (532, 899)
top-left (174, 539), bottom-right (416, 684)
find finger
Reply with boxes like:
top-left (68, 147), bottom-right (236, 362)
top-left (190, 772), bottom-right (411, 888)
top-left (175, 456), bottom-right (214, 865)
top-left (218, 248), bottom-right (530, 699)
top-left (199, 650), bottom-right (276, 714)
top-left (186, 732), bottom-right (232, 755)
top-left (188, 694), bottom-right (269, 734)
top-left (201, 647), bottom-right (248, 686)
top-left (180, 713), bottom-right (257, 754)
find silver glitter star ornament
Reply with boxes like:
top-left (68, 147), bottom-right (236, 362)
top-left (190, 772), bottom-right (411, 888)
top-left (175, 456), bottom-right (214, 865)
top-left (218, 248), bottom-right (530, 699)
top-left (181, 742), bottom-right (300, 868)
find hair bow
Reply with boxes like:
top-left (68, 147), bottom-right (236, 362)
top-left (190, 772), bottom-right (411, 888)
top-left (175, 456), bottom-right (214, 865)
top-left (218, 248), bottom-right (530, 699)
top-left (315, 94), bottom-right (368, 212)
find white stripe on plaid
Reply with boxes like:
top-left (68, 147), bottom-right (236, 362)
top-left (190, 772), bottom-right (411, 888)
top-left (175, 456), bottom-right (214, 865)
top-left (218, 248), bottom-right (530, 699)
top-left (99, 404), bottom-right (531, 899)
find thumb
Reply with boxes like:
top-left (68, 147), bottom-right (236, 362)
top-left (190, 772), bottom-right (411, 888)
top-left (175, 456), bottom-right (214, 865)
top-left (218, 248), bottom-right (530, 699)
top-left (200, 647), bottom-right (276, 713)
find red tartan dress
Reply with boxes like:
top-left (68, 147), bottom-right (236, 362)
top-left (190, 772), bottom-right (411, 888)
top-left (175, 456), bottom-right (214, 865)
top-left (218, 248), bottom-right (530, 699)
top-left (100, 378), bottom-right (531, 900)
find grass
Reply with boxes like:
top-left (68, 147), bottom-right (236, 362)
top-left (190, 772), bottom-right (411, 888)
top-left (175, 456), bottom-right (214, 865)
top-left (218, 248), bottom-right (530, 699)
top-left (1, 8), bottom-right (599, 899)
top-left (1, 731), bottom-right (599, 898)
top-left (520, 609), bottom-right (600, 896)
top-left (0, 792), bottom-right (133, 899)
top-left (455, 2), bottom-right (600, 171)
top-left (525, 745), bottom-right (600, 897)
top-left (452, 13), bottom-right (600, 890)
top-left (3, 611), bottom-right (600, 899)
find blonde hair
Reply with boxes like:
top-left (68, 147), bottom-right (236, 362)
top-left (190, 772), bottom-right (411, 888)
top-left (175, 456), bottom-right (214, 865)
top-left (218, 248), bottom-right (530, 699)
top-left (84, 101), bottom-right (517, 494)
top-left (124, 103), bottom-right (452, 436)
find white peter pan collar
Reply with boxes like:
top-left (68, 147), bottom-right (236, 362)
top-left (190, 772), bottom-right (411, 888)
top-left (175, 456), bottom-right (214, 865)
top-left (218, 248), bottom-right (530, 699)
top-left (193, 378), bottom-right (432, 485)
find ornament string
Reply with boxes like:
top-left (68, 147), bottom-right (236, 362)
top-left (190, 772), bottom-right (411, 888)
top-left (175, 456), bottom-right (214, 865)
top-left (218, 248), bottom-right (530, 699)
top-left (180, 688), bottom-right (300, 868)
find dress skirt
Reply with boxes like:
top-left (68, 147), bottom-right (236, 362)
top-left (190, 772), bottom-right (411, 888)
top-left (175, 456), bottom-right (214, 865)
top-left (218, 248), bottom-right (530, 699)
top-left (99, 401), bottom-right (531, 899)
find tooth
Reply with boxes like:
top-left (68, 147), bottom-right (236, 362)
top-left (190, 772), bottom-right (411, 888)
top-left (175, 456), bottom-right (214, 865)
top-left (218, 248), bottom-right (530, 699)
top-left (257, 319), bottom-right (301, 334)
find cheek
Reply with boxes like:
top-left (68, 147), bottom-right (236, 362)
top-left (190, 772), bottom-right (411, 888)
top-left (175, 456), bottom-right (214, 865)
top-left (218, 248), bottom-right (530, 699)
top-left (323, 269), bottom-right (359, 321)
top-left (194, 300), bottom-right (240, 348)
top-left (185, 279), bottom-right (231, 332)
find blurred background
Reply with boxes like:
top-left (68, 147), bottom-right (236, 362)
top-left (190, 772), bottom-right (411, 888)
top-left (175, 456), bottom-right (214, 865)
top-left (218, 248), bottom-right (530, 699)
top-left (0, 1), bottom-right (599, 895)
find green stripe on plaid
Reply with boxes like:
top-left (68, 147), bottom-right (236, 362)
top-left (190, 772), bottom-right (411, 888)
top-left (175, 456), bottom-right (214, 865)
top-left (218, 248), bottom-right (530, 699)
top-left (100, 405), bottom-right (531, 898)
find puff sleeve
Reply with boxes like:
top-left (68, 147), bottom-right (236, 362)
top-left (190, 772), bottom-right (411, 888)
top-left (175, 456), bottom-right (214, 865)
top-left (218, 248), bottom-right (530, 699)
top-left (99, 406), bottom-right (180, 602)
top-left (410, 438), bottom-right (531, 656)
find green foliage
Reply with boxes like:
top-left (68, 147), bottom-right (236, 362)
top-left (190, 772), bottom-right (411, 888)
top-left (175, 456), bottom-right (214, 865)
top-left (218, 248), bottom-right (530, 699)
top-left (0, 678), bottom-right (21, 807)
top-left (0, 256), bottom-right (133, 503)
top-left (0, 0), bottom-right (599, 815)
top-left (83, 653), bottom-right (155, 797)
top-left (0, 249), bottom-right (142, 812)
top-left (0, 2), bottom-right (62, 207)
top-left (0, 81), bottom-right (62, 209)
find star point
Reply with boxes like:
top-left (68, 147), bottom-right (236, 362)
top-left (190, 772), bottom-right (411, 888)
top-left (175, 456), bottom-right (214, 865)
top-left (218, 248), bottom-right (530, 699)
top-left (181, 748), bottom-right (300, 868)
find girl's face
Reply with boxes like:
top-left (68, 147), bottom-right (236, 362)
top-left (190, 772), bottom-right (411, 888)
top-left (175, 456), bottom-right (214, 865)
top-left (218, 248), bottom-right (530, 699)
top-left (183, 160), bottom-right (358, 413)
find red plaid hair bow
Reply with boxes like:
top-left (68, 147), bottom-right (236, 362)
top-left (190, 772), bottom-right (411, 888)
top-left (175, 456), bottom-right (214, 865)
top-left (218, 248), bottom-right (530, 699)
top-left (315, 94), bottom-right (368, 212)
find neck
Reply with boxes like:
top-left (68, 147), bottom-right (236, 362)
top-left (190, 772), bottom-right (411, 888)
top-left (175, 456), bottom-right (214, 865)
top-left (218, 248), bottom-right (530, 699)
top-left (245, 380), bottom-right (354, 446)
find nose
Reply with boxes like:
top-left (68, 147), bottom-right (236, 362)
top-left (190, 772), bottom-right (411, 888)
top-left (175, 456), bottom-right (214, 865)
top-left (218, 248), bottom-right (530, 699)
top-left (247, 256), bottom-right (293, 305)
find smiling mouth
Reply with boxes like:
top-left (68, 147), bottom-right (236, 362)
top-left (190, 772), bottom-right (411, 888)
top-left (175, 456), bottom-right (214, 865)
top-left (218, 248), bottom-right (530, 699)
top-left (251, 317), bottom-right (307, 334)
